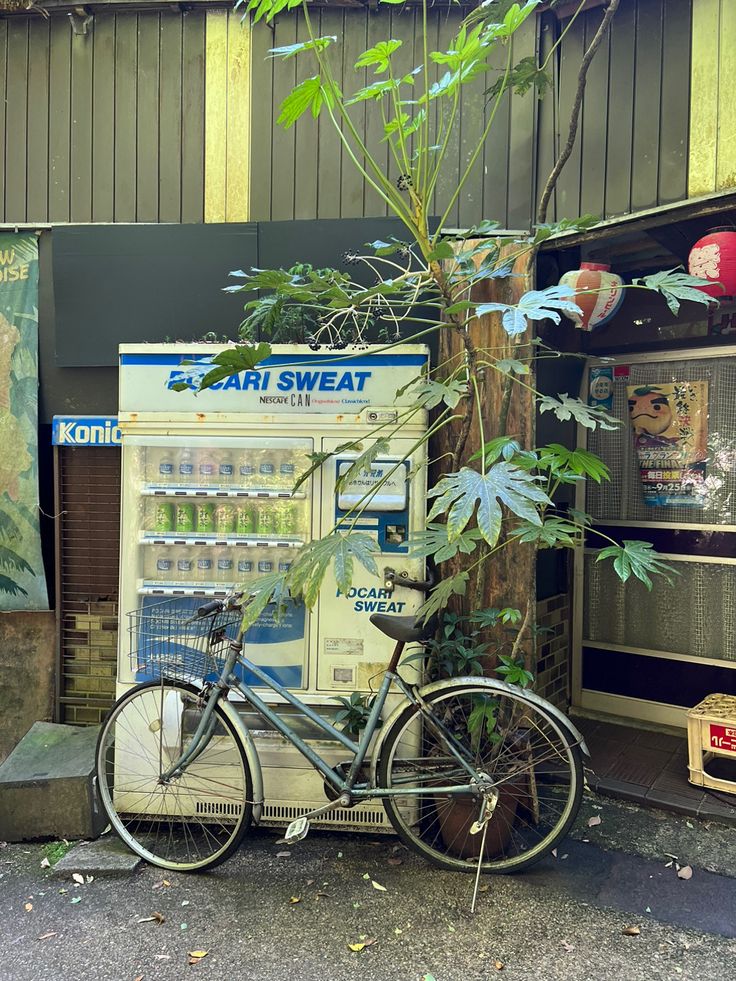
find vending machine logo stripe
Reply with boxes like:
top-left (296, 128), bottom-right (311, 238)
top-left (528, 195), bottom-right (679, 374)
top-left (120, 353), bottom-right (428, 367)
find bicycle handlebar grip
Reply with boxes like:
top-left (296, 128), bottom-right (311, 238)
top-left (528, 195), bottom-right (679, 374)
top-left (197, 599), bottom-right (223, 618)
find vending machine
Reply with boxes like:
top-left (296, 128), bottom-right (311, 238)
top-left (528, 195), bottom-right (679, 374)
top-left (117, 343), bottom-right (429, 831)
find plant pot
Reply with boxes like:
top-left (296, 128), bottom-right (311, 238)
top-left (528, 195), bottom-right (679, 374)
top-left (435, 781), bottom-right (520, 860)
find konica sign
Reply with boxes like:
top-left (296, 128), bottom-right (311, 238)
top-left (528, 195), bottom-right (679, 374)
top-left (119, 344), bottom-right (430, 415)
top-left (52, 416), bottom-right (122, 446)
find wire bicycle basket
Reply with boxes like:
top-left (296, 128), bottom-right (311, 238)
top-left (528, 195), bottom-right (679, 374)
top-left (128, 597), bottom-right (242, 684)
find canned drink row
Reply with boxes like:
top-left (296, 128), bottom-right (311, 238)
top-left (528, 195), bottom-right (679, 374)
top-left (148, 546), bottom-right (294, 584)
top-left (153, 500), bottom-right (301, 537)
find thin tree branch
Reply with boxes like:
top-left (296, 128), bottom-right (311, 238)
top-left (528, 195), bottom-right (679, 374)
top-left (536, 0), bottom-right (620, 225)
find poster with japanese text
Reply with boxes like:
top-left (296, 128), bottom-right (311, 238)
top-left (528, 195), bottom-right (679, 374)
top-left (627, 382), bottom-right (709, 508)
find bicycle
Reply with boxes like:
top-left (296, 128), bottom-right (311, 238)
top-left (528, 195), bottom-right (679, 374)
top-left (96, 573), bottom-right (588, 887)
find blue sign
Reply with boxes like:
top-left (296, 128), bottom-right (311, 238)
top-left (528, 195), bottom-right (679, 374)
top-left (52, 416), bottom-right (121, 447)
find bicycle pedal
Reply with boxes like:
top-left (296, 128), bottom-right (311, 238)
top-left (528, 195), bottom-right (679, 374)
top-left (284, 816), bottom-right (310, 843)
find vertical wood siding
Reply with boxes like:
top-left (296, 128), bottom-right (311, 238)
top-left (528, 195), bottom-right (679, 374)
top-left (0, 11), bottom-right (207, 223)
top-left (689, 0), bottom-right (736, 197)
top-left (537, 0), bottom-right (691, 223)
top-left (248, 8), bottom-right (538, 228)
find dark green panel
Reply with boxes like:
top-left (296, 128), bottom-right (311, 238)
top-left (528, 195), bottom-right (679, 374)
top-left (604, 0), bottom-right (636, 216)
top-left (5, 18), bottom-right (29, 222)
top-left (554, 13), bottom-right (585, 220)
top-left (363, 9), bottom-right (390, 217)
top-left (293, 12), bottom-right (319, 220)
top-left (159, 14), bottom-right (183, 223)
top-left (114, 14), bottom-right (137, 221)
top-left (181, 11), bottom-right (205, 223)
top-left (659, 0), bottom-right (691, 204)
top-left (434, 12), bottom-right (462, 227)
top-left (27, 18), bottom-right (50, 223)
top-left (0, 22), bottom-right (6, 221)
top-left (270, 16), bottom-right (298, 220)
top-left (91, 13), bottom-right (115, 222)
top-left (506, 20), bottom-right (537, 229)
top-left (340, 10), bottom-right (369, 218)
top-left (579, 8), bottom-right (610, 220)
top-left (248, 19), bottom-right (274, 221)
top-left (136, 13), bottom-right (160, 221)
top-left (49, 17), bottom-right (71, 222)
top-left (535, 14), bottom-right (558, 221)
top-left (70, 33), bottom-right (93, 222)
top-left (631, 0), bottom-right (663, 211)
top-left (458, 58), bottom-right (486, 228)
top-left (482, 31), bottom-right (512, 227)
top-left (316, 8), bottom-right (343, 219)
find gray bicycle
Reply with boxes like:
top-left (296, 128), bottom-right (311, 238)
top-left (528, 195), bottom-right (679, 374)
top-left (96, 574), bottom-right (587, 879)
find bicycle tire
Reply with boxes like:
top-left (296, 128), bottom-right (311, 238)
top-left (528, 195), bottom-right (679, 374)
top-left (96, 680), bottom-right (253, 872)
top-left (378, 680), bottom-right (584, 873)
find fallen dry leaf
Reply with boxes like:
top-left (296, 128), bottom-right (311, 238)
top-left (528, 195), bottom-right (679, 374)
top-left (40, 858), bottom-right (50, 870)
top-left (587, 815), bottom-right (602, 827)
top-left (134, 976), bottom-right (144, 981)
top-left (72, 873), bottom-right (85, 885)
top-left (478, 883), bottom-right (490, 893)
top-left (137, 912), bottom-right (165, 924)
top-left (289, 896), bottom-right (301, 904)
top-left (622, 926), bottom-right (641, 936)
top-left (348, 943), bottom-right (366, 953)
top-left (494, 960), bottom-right (505, 970)
top-left (24, 903), bottom-right (33, 912)
top-left (561, 940), bottom-right (574, 952)
top-left (37, 932), bottom-right (57, 941)
top-left (306, 879), bottom-right (315, 886)
top-left (677, 865), bottom-right (693, 880)
top-left (276, 851), bottom-right (291, 858)
top-left (187, 950), bottom-right (208, 965)
top-left (387, 857), bottom-right (403, 866)
top-left (371, 880), bottom-right (387, 892)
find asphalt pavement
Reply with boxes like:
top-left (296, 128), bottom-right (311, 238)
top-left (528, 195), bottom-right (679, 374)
top-left (1, 794), bottom-right (735, 981)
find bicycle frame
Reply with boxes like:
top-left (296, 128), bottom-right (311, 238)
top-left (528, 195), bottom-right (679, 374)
top-left (161, 633), bottom-right (482, 804)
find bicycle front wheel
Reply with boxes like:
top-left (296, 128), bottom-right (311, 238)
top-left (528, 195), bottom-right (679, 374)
top-left (96, 681), bottom-right (253, 871)
top-left (378, 681), bottom-right (583, 873)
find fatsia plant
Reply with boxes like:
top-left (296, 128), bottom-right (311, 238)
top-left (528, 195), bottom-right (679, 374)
top-left (198, 0), bottom-right (713, 630)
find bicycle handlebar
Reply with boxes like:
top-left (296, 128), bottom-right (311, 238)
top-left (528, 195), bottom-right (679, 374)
top-left (383, 567), bottom-right (435, 594)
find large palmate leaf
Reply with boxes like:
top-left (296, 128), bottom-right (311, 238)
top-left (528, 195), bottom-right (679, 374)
top-left (475, 285), bottom-right (582, 337)
top-left (241, 0), bottom-right (302, 24)
top-left (408, 523), bottom-right (483, 563)
top-left (269, 36), bottom-right (337, 59)
top-left (293, 440), bottom-right (360, 494)
top-left (416, 571), bottom-right (469, 623)
top-left (287, 532), bottom-right (380, 608)
top-left (177, 343), bottom-right (271, 393)
top-left (537, 394), bottom-right (620, 431)
top-left (427, 464), bottom-right (549, 546)
top-left (632, 268), bottom-right (715, 315)
top-left (354, 39), bottom-right (403, 73)
top-left (595, 540), bottom-right (676, 590)
top-left (335, 439), bottom-right (391, 494)
top-left (537, 443), bottom-right (610, 483)
top-left (239, 571), bottom-right (290, 632)
top-left (508, 517), bottom-right (581, 549)
top-left (411, 377), bottom-right (467, 410)
top-left (277, 76), bottom-right (341, 128)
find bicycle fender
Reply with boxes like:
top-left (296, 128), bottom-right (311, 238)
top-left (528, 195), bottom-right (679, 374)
top-left (217, 698), bottom-right (265, 825)
top-left (369, 676), bottom-right (589, 787)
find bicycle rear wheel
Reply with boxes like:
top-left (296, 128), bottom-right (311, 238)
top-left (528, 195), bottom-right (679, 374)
top-left (378, 681), bottom-right (583, 873)
top-left (96, 681), bottom-right (253, 871)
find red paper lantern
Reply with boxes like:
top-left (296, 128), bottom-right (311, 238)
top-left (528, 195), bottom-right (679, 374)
top-left (558, 262), bottom-right (624, 332)
top-left (688, 227), bottom-right (736, 298)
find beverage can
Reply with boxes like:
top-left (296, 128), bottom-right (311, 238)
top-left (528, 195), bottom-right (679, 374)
top-left (276, 503), bottom-right (296, 537)
top-left (237, 558), bottom-right (253, 575)
top-left (257, 507), bottom-right (274, 536)
top-left (154, 502), bottom-right (175, 534)
top-left (196, 502), bottom-right (216, 534)
top-left (258, 559), bottom-right (273, 574)
top-left (215, 503), bottom-right (237, 535)
top-left (175, 503), bottom-right (196, 534)
top-left (236, 505), bottom-right (254, 535)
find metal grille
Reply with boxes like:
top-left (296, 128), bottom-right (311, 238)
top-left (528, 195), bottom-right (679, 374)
top-left (57, 447), bottom-right (121, 725)
top-left (587, 358), bottom-right (736, 526)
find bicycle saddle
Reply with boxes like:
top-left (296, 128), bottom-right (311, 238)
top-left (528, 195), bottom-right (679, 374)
top-left (369, 613), bottom-right (432, 644)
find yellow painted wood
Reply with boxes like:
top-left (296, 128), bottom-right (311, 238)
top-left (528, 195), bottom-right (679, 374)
top-left (688, 0), bottom-right (720, 197)
top-left (205, 9), bottom-right (228, 223)
top-left (716, 0), bottom-right (736, 191)
top-left (226, 13), bottom-right (251, 222)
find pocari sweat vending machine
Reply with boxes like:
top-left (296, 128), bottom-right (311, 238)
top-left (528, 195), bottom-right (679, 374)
top-left (117, 343), bottom-right (429, 831)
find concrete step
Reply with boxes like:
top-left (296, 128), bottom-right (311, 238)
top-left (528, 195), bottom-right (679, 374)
top-left (52, 836), bottom-right (141, 876)
top-left (0, 721), bottom-right (106, 842)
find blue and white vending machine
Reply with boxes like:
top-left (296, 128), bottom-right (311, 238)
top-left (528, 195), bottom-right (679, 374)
top-left (117, 343), bottom-right (429, 830)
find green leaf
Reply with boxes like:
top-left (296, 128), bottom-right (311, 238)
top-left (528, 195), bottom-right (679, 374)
top-left (496, 358), bottom-right (529, 375)
top-left (411, 377), bottom-right (468, 410)
top-left (595, 540), bottom-right (677, 590)
top-left (243, 0), bottom-right (302, 23)
top-left (277, 75), bottom-right (339, 128)
top-left (633, 267), bottom-right (716, 315)
top-left (416, 571), bottom-right (469, 623)
top-left (486, 54), bottom-right (552, 100)
top-left (427, 464), bottom-right (550, 546)
top-left (239, 571), bottom-right (290, 631)
top-left (355, 39), bottom-right (402, 73)
top-left (537, 443), bottom-right (610, 483)
top-left (426, 240), bottom-right (456, 262)
top-left (335, 438), bottom-right (391, 493)
top-left (476, 285), bottom-right (582, 337)
top-left (269, 36), bottom-right (337, 59)
top-left (287, 533), bottom-right (380, 608)
top-left (532, 215), bottom-right (599, 243)
top-left (196, 342), bottom-right (272, 392)
top-left (537, 394), bottom-right (621, 431)
top-left (345, 78), bottom-right (398, 106)
top-left (468, 437), bottom-right (523, 466)
top-left (408, 523), bottom-right (483, 563)
top-left (293, 441), bottom-right (360, 494)
top-left (508, 517), bottom-right (581, 549)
